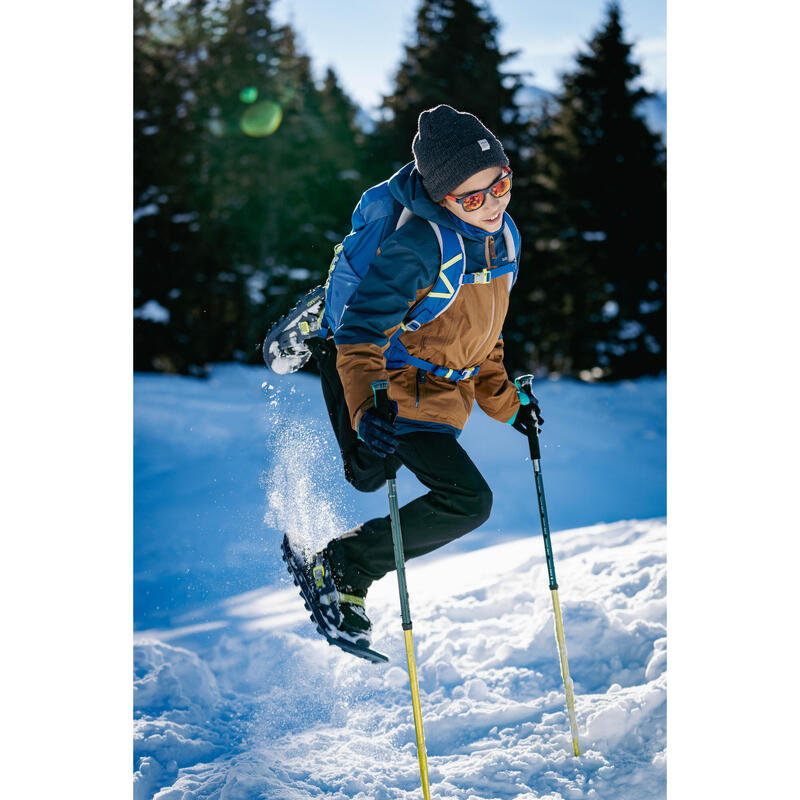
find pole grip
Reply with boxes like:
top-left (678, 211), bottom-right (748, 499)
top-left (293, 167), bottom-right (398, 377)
top-left (371, 379), bottom-right (397, 479)
top-left (527, 426), bottom-right (541, 461)
top-left (514, 374), bottom-right (541, 460)
top-left (371, 380), bottom-right (395, 419)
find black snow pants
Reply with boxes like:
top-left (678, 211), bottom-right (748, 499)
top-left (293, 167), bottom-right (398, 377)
top-left (309, 337), bottom-right (493, 593)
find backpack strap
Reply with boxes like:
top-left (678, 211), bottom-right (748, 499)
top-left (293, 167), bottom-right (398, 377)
top-left (384, 337), bottom-right (481, 381)
top-left (502, 217), bottom-right (520, 288)
top-left (396, 206), bottom-right (414, 229)
top-left (460, 263), bottom-right (516, 284)
top-left (385, 223), bottom-right (480, 380)
top-left (385, 220), bottom-right (523, 381)
top-left (399, 222), bottom-right (466, 331)
top-left (501, 218), bottom-right (517, 262)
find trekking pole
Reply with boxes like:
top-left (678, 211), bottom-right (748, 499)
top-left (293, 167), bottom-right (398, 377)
top-left (515, 374), bottom-right (581, 758)
top-left (371, 380), bottom-right (432, 800)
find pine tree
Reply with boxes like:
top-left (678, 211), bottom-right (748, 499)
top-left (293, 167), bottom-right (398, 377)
top-left (521, 2), bottom-right (666, 379)
top-left (365, 0), bottom-right (526, 181)
top-left (134, 0), bottom-right (216, 373)
top-left (134, 0), bottom-right (363, 372)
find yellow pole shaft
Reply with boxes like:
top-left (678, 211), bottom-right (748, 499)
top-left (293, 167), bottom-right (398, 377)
top-left (404, 628), bottom-right (431, 800)
top-left (550, 588), bottom-right (580, 756)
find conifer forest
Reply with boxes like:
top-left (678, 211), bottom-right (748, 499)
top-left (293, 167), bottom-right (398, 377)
top-left (134, 0), bottom-right (666, 381)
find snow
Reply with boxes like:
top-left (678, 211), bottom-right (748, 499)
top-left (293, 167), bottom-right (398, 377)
top-left (135, 299), bottom-right (171, 324)
top-left (134, 203), bottom-right (160, 222)
top-left (134, 364), bottom-right (666, 798)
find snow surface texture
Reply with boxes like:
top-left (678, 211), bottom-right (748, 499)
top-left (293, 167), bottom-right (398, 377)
top-left (134, 365), bottom-right (666, 798)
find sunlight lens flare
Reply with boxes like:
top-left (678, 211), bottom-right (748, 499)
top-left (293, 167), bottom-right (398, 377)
top-left (240, 101), bottom-right (283, 137)
top-left (239, 86), bottom-right (259, 104)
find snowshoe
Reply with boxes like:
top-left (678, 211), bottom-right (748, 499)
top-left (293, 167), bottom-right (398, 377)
top-left (262, 285), bottom-right (326, 375)
top-left (281, 535), bottom-right (388, 664)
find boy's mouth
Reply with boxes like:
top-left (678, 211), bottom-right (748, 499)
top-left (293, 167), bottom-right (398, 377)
top-left (483, 211), bottom-right (502, 224)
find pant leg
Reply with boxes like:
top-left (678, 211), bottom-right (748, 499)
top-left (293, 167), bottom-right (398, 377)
top-left (308, 337), bottom-right (388, 493)
top-left (328, 431), bottom-right (493, 592)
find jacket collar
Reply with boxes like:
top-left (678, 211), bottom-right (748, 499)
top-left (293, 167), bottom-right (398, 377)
top-left (387, 162), bottom-right (504, 243)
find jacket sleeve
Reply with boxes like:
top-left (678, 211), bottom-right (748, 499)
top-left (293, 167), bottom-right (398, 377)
top-left (473, 334), bottom-right (521, 424)
top-left (334, 232), bottom-right (439, 430)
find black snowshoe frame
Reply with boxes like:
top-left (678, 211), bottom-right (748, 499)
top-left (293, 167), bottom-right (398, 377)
top-left (281, 535), bottom-right (389, 664)
top-left (262, 286), bottom-right (326, 375)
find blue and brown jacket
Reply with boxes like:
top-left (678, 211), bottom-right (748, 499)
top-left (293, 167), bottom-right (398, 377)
top-left (334, 162), bottom-right (522, 435)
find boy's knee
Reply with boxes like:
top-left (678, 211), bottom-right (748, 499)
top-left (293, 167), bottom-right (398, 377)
top-left (343, 454), bottom-right (386, 493)
top-left (344, 448), bottom-right (402, 493)
top-left (467, 485), bottom-right (493, 527)
top-left (347, 471), bottom-right (386, 493)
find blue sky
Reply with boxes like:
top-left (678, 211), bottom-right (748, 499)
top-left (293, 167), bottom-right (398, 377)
top-left (271, 0), bottom-right (666, 111)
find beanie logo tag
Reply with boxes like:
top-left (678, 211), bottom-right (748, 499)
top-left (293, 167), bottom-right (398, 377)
top-left (477, 138), bottom-right (490, 151)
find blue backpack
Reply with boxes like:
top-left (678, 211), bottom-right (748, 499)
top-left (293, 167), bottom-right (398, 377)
top-left (320, 178), bottom-right (520, 382)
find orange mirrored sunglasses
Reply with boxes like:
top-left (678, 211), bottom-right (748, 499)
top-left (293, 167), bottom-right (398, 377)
top-left (445, 168), bottom-right (512, 212)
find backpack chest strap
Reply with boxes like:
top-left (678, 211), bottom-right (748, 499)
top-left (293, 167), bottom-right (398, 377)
top-left (384, 337), bottom-right (480, 381)
top-left (461, 262), bottom-right (517, 284)
top-left (402, 352), bottom-right (480, 381)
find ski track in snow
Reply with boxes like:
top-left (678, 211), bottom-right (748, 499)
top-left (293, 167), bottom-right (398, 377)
top-left (134, 365), bottom-right (666, 799)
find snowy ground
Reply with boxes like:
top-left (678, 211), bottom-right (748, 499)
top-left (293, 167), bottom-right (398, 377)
top-left (134, 365), bottom-right (666, 799)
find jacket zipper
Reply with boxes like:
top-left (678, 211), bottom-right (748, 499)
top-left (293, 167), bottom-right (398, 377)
top-left (415, 369), bottom-right (426, 407)
top-left (466, 287), bottom-right (496, 365)
top-left (466, 238), bottom-right (499, 366)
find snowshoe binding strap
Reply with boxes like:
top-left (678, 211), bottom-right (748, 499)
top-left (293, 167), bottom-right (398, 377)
top-left (280, 535), bottom-right (388, 663)
top-left (262, 285), bottom-right (326, 375)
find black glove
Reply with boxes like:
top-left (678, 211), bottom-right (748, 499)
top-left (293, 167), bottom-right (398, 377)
top-left (510, 394), bottom-right (544, 436)
top-left (357, 402), bottom-right (399, 457)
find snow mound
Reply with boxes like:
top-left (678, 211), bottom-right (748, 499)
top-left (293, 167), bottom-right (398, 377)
top-left (134, 642), bottom-right (231, 799)
top-left (135, 518), bottom-right (666, 799)
top-left (135, 641), bottom-right (221, 713)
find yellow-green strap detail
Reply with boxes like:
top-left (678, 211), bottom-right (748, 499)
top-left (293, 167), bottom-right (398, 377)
top-left (338, 593), bottom-right (365, 607)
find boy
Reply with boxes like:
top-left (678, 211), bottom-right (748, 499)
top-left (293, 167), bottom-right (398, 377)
top-left (269, 105), bottom-right (541, 649)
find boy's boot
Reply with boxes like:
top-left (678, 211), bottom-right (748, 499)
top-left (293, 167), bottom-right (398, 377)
top-left (263, 285), bottom-right (325, 375)
top-left (308, 548), bottom-right (372, 646)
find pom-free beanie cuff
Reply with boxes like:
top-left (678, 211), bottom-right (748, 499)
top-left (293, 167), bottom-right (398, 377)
top-left (412, 104), bottom-right (509, 202)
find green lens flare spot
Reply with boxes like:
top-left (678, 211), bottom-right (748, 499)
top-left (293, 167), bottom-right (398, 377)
top-left (239, 87), bottom-right (259, 104)
top-left (240, 101), bottom-right (283, 137)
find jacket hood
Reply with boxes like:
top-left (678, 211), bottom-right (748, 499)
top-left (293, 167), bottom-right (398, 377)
top-left (387, 162), bottom-right (505, 242)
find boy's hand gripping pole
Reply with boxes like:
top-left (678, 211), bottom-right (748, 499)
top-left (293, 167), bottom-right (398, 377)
top-left (515, 374), bottom-right (581, 758)
top-left (371, 380), bottom-right (432, 799)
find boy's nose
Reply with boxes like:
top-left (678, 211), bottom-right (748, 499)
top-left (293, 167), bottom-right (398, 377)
top-left (484, 194), bottom-right (502, 215)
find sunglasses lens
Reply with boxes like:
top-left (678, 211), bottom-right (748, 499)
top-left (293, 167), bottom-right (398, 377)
top-left (490, 175), bottom-right (512, 198)
top-left (462, 192), bottom-right (485, 212)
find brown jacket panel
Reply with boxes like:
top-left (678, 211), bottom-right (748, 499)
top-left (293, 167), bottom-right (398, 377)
top-left (337, 273), bottom-right (520, 431)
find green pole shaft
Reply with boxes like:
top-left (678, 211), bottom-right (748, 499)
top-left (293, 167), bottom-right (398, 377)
top-left (527, 428), bottom-right (558, 591)
top-left (372, 380), bottom-right (432, 797)
top-left (386, 473), bottom-right (412, 626)
top-left (515, 375), bottom-right (580, 757)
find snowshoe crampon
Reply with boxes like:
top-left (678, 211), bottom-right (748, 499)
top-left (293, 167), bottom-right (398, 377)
top-left (262, 285), bottom-right (326, 375)
top-left (281, 535), bottom-right (388, 664)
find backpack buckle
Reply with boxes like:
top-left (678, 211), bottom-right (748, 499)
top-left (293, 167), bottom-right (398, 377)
top-left (474, 269), bottom-right (491, 284)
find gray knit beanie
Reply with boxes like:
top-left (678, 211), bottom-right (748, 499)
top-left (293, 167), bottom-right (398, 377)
top-left (412, 104), bottom-right (509, 202)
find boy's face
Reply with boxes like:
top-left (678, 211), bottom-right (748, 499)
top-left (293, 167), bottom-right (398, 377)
top-left (441, 166), bottom-right (511, 233)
